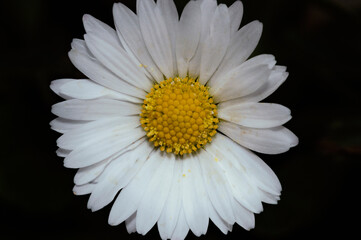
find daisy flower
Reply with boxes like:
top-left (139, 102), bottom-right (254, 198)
top-left (50, 0), bottom-right (298, 239)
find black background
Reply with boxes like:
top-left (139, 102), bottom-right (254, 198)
top-left (1, 0), bottom-right (361, 239)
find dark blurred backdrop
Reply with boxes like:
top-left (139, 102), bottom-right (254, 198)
top-left (1, 0), bottom-right (361, 239)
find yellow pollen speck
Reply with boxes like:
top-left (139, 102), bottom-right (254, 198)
top-left (140, 77), bottom-right (218, 155)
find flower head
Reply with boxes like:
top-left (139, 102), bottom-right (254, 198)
top-left (50, 0), bottom-right (298, 239)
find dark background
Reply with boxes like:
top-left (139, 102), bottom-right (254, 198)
top-left (1, 0), bottom-right (361, 239)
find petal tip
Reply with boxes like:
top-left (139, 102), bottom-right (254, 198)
top-left (82, 14), bottom-right (92, 25)
top-left (291, 134), bottom-right (299, 147)
top-left (82, 13), bottom-right (94, 21)
top-left (63, 157), bottom-right (78, 169)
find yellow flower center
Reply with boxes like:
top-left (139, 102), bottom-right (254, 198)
top-left (140, 77), bottom-right (219, 155)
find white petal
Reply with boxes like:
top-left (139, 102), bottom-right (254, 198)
top-left (50, 117), bottom-right (89, 133)
top-left (176, 1), bottom-right (201, 78)
top-left (73, 137), bottom-right (145, 185)
top-left (51, 99), bottom-right (141, 121)
top-left (107, 7), bottom-right (152, 81)
top-left (240, 65), bottom-right (289, 103)
top-left (138, 0), bottom-right (174, 78)
top-left (171, 207), bottom-right (189, 240)
top-left (188, 0), bottom-right (217, 78)
top-left (108, 150), bottom-right (161, 226)
top-left (71, 39), bottom-right (94, 59)
top-left (83, 14), bottom-right (120, 46)
top-left (244, 54), bottom-right (277, 69)
top-left (136, 153), bottom-right (175, 235)
top-left (229, 1), bottom-right (243, 35)
top-left (84, 33), bottom-right (153, 92)
top-left (113, 3), bottom-right (163, 83)
top-left (218, 102), bottom-right (292, 128)
top-left (258, 189), bottom-right (280, 204)
top-left (50, 79), bottom-right (73, 99)
top-left (56, 148), bottom-right (71, 157)
top-left (59, 79), bottom-right (142, 103)
top-left (58, 116), bottom-right (140, 150)
top-left (210, 60), bottom-right (271, 103)
top-left (87, 140), bottom-right (152, 212)
top-left (219, 121), bottom-right (299, 154)
top-left (231, 199), bottom-right (255, 230)
top-left (73, 183), bottom-right (95, 195)
top-left (182, 154), bottom-right (209, 236)
top-left (205, 136), bottom-right (264, 213)
top-left (211, 134), bottom-right (282, 196)
top-left (83, 14), bottom-right (149, 87)
top-left (207, 200), bottom-right (233, 234)
top-left (208, 21), bottom-right (263, 87)
top-left (199, 4), bottom-right (230, 85)
top-left (199, 0), bottom-right (218, 36)
top-left (68, 49), bottom-right (146, 98)
top-left (75, 15), bottom-right (149, 94)
top-left (64, 127), bottom-right (144, 168)
top-left (83, 14), bottom-right (145, 87)
top-left (158, 160), bottom-right (183, 240)
top-left (198, 149), bottom-right (235, 224)
top-left (157, 0), bottom-right (178, 74)
top-left (125, 213), bottom-right (137, 234)
top-left (74, 159), bottom-right (111, 186)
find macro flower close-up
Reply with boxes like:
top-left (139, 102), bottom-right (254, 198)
top-left (50, 0), bottom-right (298, 239)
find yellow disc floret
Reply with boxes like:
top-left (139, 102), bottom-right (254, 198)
top-left (140, 77), bottom-right (218, 155)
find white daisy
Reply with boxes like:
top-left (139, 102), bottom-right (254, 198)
top-left (50, 0), bottom-right (298, 239)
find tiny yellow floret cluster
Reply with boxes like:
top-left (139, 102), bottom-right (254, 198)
top-left (140, 77), bottom-right (218, 155)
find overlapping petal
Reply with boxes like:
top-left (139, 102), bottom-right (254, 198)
top-left (199, 4), bottom-right (230, 84)
top-left (157, 160), bottom-right (183, 239)
top-left (113, 3), bottom-right (164, 82)
top-left (56, 79), bottom-right (142, 103)
top-left (176, 1), bottom-right (201, 78)
top-left (219, 121), bottom-right (298, 154)
top-left (138, 0), bottom-right (174, 78)
top-left (218, 102), bottom-right (292, 128)
top-left (52, 99), bottom-right (141, 121)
